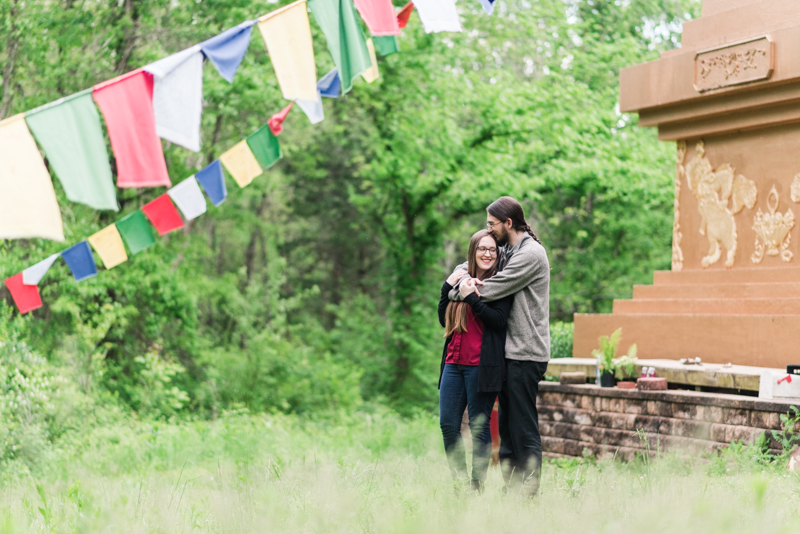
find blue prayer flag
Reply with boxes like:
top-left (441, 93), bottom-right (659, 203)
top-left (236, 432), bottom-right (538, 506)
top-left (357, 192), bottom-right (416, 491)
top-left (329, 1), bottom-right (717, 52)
top-left (478, 0), bottom-right (495, 14)
top-left (200, 20), bottom-right (256, 83)
top-left (195, 160), bottom-right (227, 207)
top-left (61, 241), bottom-right (98, 282)
top-left (318, 68), bottom-right (341, 98)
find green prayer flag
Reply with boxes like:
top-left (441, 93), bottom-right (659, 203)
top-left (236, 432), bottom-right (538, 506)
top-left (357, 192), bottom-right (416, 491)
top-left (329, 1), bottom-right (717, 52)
top-left (309, 0), bottom-right (372, 94)
top-left (115, 211), bottom-right (156, 255)
top-left (246, 126), bottom-right (282, 170)
top-left (25, 90), bottom-right (119, 211)
top-left (372, 36), bottom-right (399, 56)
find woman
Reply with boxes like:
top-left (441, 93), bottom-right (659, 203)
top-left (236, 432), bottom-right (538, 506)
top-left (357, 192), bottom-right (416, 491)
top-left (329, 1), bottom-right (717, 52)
top-left (438, 229), bottom-right (513, 493)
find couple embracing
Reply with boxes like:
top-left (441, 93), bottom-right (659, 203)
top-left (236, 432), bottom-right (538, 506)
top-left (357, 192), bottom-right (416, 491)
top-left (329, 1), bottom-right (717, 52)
top-left (437, 196), bottom-right (550, 497)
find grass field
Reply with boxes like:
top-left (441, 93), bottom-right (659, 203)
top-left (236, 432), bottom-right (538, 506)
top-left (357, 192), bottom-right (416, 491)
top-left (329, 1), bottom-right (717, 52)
top-left (2, 410), bottom-right (800, 533)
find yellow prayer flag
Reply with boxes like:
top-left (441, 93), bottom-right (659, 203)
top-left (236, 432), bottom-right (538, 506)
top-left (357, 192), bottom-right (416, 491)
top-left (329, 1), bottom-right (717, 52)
top-left (258, 0), bottom-right (319, 102)
top-left (88, 224), bottom-right (128, 269)
top-left (220, 140), bottom-right (263, 188)
top-left (0, 114), bottom-right (64, 241)
top-left (362, 38), bottom-right (380, 83)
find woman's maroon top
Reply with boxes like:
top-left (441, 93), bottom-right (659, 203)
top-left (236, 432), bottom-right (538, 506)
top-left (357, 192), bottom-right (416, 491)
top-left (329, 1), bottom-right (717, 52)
top-left (444, 306), bottom-right (483, 366)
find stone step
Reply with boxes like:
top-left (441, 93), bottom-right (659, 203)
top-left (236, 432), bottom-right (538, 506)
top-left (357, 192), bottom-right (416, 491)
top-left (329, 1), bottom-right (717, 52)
top-left (545, 358), bottom-right (776, 392)
top-left (572, 312), bottom-right (800, 369)
top-left (613, 297), bottom-right (800, 315)
top-left (653, 266), bottom-right (800, 286)
top-left (633, 282), bottom-right (800, 299)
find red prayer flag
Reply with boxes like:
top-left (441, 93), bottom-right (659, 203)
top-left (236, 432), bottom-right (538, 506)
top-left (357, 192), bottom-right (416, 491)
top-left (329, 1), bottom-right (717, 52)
top-left (93, 70), bottom-right (171, 188)
top-left (4, 273), bottom-right (43, 314)
top-left (353, 0), bottom-right (401, 36)
top-left (268, 103), bottom-right (294, 136)
top-left (397, 2), bottom-right (414, 28)
top-left (142, 194), bottom-right (185, 235)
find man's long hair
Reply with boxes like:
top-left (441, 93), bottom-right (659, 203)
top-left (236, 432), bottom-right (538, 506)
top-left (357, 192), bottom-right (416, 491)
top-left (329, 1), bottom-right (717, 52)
top-left (444, 230), bottom-right (498, 337)
top-left (487, 196), bottom-right (542, 245)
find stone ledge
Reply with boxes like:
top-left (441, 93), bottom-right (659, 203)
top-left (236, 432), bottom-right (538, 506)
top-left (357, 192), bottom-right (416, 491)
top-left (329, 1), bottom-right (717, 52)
top-left (540, 382), bottom-right (799, 412)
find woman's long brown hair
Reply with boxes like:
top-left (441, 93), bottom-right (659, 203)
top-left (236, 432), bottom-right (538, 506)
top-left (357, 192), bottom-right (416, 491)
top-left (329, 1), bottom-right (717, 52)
top-left (444, 230), bottom-right (498, 337)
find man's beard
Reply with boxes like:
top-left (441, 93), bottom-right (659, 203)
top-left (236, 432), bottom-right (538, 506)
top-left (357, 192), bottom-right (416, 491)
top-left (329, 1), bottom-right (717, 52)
top-left (494, 229), bottom-right (508, 246)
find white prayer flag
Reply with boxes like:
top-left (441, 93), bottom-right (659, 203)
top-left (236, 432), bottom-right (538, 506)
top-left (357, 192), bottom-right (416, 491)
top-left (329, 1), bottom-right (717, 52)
top-left (296, 92), bottom-right (325, 125)
top-left (168, 176), bottom-right (208, 221)
top-left (22, 254), bottom-right (60, 286)
top-left (145, 46), bottom-right (204, 152)
top-left (411, 0), bottom-right (462, 33)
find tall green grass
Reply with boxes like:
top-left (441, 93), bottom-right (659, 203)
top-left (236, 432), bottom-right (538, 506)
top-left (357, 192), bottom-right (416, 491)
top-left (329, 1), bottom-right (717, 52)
top-left (2, 410), bottom-right (800, 533)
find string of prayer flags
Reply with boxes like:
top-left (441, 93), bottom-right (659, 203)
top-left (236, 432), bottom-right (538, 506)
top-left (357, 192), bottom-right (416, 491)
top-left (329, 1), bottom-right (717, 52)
top-left (353, 0), bottom-right (401, 36)
top-left (411, 0), bottom-right (462, 33)
top-left (318, 69), bottom-right (341, 98)
top-left (61, 241), bottom-right (98, 282)
top-left (477, 0), bottom-right (495, 14)
top-left (168, 177), bottom-right (207, 221)
top-left (25, 90), bottom-right (119, 211)
top-left (93, 70), bottom-right (171, 188)
top-left (0, 115), bottom-right (65, 241)
top-left (195, 160), bottom-right (227, 206)
top-left (116, 211), bottom-right (156, 255)
top-left (257, 1), bottom-right (319, 102)
top-left (372, 35), bottom-right (399, 56)
top-left (268, 103), bottom-right (294, 136)
top-left (396, 2), bottom-right (414, 28)
top-left (220, 141), bottom-right (263, 188)
top-left (142, 194), bottom-right (185, 235)
top-left (144, 46), bottom-right (204, 152)
top-left (87, 225), bottom-right (128, 269)
top-left (23, 254), bottom-right (60, 286)
top-left (362, 38), bottom-right (380, 83)
top-left (296, 95), bottom-right (325, 124)
top-left (200, 20), bottom-right (256, 83)
top-left (247, 125), bottom-right (283, 169)
top-left (309, 0), bottom-right (372, 94)
top-left (4, 274), bottom-right (43, 314)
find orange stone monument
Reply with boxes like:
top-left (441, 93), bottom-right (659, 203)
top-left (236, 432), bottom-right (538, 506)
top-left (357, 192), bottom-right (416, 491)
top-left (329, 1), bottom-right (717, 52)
top-left (573, 0), bottom-right (800, 369)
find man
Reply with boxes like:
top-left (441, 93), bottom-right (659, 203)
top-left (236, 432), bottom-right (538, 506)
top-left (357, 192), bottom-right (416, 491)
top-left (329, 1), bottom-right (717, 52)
top-left (449, 196), bottom-right (550, 496)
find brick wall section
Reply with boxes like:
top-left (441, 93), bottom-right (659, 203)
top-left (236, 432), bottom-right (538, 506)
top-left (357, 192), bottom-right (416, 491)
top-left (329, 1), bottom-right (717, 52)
top-left (538, 383), bottom-right (798, 460)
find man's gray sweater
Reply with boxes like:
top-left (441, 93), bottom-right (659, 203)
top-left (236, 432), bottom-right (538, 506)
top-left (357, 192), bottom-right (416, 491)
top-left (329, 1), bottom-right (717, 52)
top-left (450, 233), bottom-right (550, 362)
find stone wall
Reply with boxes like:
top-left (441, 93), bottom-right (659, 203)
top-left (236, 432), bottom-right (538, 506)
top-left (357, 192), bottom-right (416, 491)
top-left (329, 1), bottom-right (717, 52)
top-left (538, 383), bottom-right (798, 460)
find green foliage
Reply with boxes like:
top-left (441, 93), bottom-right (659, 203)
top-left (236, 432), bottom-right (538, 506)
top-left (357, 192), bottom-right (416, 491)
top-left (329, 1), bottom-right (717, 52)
top-left (550, 321), bottom-right (574, 359)
top-left (1, 0), bottom-right (700, 415)
top-left (592, 328), bottom-right (637, 378)
top-left (773, 405), bottom-right (800, 454)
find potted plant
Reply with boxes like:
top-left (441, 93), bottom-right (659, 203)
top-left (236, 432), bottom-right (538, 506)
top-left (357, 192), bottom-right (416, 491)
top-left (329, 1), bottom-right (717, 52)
top-left (592, 328), bottom-right (638, 388)
top-left (613, 350), bottom-right (639, 389)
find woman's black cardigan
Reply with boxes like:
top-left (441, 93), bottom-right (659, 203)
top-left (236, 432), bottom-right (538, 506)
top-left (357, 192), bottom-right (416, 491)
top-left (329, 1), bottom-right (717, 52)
top-left (438, 281), bottom-right (514, 393)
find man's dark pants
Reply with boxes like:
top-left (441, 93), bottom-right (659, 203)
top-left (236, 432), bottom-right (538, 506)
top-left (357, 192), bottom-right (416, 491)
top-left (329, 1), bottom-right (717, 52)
top-left (498, 359), bottom-right (549, 496)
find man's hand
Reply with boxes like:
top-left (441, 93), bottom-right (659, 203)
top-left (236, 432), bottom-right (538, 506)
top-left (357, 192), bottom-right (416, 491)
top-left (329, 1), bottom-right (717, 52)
top-left (446, 268), bottom-right (468, 286)
top-left (459, 277), bottom-right (481, 298)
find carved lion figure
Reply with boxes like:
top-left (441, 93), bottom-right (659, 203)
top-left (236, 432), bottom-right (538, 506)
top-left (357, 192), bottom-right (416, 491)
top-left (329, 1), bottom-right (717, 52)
top-left (684, 142), bottom-right (757, 268)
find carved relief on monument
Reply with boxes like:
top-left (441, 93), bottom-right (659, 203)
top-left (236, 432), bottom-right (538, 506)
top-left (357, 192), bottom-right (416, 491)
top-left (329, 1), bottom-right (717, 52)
top-left (685, 141), bottom-right (758, 268)
top-left (752, 185), bottom-right (795, 264)
top-left (790, 174), bottom-right (800, 203)
top-left (694, 36), bottom-right (773, 92)
top-left (672, 141), bottom-right (686, 271)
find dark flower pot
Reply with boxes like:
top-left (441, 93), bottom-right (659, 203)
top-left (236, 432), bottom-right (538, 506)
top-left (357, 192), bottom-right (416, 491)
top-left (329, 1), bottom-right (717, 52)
top-left (599, 371), bottom-right (616, 388)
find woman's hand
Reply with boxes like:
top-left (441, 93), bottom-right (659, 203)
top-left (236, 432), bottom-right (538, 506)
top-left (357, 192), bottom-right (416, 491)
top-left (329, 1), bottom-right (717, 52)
top-left (459, 277), bottom-right (480, 298)
top-left (446, 268), bottom-right (468, 286)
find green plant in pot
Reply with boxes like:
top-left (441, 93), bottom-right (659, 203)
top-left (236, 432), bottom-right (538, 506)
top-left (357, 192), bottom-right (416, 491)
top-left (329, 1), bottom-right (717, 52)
top-left (613, 350), bottom-right (638, 389)
top-left (592, 329), bottom-right (638, 387)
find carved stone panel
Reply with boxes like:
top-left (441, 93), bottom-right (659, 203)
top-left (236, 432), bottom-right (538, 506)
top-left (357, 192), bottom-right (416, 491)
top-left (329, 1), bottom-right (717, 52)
top-left (684, 141), bottom-right (758, 269)
top-left (752, 185), bottom-right (794, 263)
top-left (694, 36), bottom-right (773, 92)
top-left (673, 141), bottom-right (686, 272)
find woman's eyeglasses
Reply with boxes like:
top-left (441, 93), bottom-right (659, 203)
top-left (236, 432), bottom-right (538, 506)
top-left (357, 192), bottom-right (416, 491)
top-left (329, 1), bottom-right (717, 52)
top-left (477, 247), bottom-right (497, 256)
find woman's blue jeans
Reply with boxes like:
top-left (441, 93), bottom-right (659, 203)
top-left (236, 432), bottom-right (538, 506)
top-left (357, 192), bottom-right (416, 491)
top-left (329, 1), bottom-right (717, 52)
top-left (439, 363), bottom-right (497, 484)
